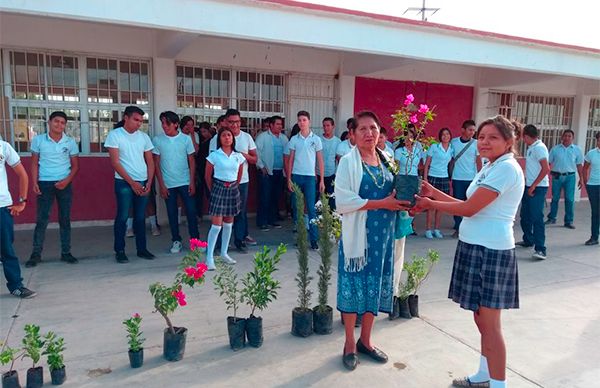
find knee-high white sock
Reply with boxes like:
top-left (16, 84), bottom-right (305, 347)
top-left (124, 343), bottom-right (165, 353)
top-left (468, 355), bottom-right (490, 383)
top-left (206, 225), bottom-right (222, 267)
top-left (221, 222), bottom-right (233, 258)
top-left (149, 216), bottom-right (158, 228)
top-left (126, 217), bottom-right (133, 230)
top-left (490, 379), bottom-right (506, 388)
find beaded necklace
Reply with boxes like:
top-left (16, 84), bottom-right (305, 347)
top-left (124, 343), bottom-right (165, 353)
top-left (361, 154), bottom-right (386, 189)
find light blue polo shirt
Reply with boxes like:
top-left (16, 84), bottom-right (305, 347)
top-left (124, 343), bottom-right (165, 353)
top-left (426, 143), bottom-right (453, 178)
top-left (30, 133), bottom-right (79, 181)
top-left (549, 143), bottom-right (584, 173)
top-left (320, 135), bottom-right (341, 177)
top-left (152, 132), bottom-right (195, 189)
top-left (525, 139), bottom-right (549, 187)
top-left (585, 148), bottom-right (600, 185)
top-left (450, 137), bottom-right (479, 181)
top-left (272, 132), bottom-right (285, 170)
top-left (394, 146), bottom-right (422, 176)
top-left (288, 132), bottom-right (323, 177)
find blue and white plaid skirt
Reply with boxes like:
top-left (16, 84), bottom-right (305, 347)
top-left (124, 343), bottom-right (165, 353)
top-left (208, 179), bottom-right (241, 217)
top-left (429, 176), bottom-right (450, 194)
top-left (448, 241), bottom-right (519, 311)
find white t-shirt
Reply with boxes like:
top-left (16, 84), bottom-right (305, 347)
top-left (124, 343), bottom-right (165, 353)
top-left (336, 140), bottom-right (354, 158)
top-left (459, 153), bottom-right (525, 250)
top-left (152, 132), bottom-right (195, 189)
top-left (0, 141), bottom-right (21, 207)
top-left (426, 143), bottom-right (453, 178)
top-left (525, 139), bottom-right (549, 187)
top-left (209, 131), bottom-right (256, 184)
top-left (206, 148), bottom-right (245, 182)
top-left (105, 127), bottom-right (154, 181)
top-left (450, 137), bottom-right (479, 181)
top-left (320, 135), bottom-right (341, 177)
top-left (288, 132), bottom-right (323, 177)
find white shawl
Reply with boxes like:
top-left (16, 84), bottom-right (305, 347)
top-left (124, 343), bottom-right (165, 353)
top-left (334, 147), bottom-right (369, 272)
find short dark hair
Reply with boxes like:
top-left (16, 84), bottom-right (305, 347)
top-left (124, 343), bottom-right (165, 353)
top-left (562, 129), bottom-right (575, 137)
top-left (49, 111), bottom-right (68, 122)
top-left (290, 124), bottom-right (301, 138)
top-left (262, 117), bottom-right (272, 127)
top-left (346, 117), bottom-right (357, 130)
top-left (438, 127), bottom-right (452, 142)
top-left (198, 121), bottom-right (211, 131)
top-left (379, 127), bottom-right (387, 136)
top-left (217, 115), bottom-right (226, 124)
top-left (353, 111), bottom-right (381, 131)
top-left (216, 128), bottom-right (237, 151)
top-left (462, 119), bottom-right (476, 129)
top-left (297, 110), bottom-right (310, 120)
top-left (113, 119), bottom-right (125, 129)
top-left (159, 111), bottom-right (180, 126)
top-left (180, 115), bottom-right (194, 129)
top-left (123, 105), bottom-right (145, 117)
top-left (523, 124), bottom-right (539, 138)
top-left (596, 131), bottom-right (600, 140)
top-left (322, 117), bottom-right (335, 126)
top-left (340, 131), bottom-right (349, 141)
top-left (271, 115), bottom-right (283, 124)
top-left (225, 108), bottom-right (241, 118)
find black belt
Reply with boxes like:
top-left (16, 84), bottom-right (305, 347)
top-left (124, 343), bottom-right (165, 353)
top-left (551, 171), bottom-right (575, 177)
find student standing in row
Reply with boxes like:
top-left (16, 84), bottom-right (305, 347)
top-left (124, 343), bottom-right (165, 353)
top-left (195, 121), bottom-right (213, 220)
top-left (583, 132), bottom-right (600, 246)
top-left (319, 117), bottom-right (341, 206)
top-left (26, 111), bottom-right (79, 267)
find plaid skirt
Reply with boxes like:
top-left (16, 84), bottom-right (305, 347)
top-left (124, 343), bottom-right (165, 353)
top-left (208, 179), bottom-right (241, 217)
top-left (429, 176), bottom-right (450, 194)
top-left (448, 241), bottom-right (519, 311)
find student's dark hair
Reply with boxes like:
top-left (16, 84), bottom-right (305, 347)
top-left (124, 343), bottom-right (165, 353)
top-left (379, 127), bottom-right (387, 136)
top-left (113, 119), bottom-right (125, 129)
top-left (477, 115), bottom-right (522, 155)
top-left (217, 115), bottom-right (226, 124)
top-left (397, 126), bottom-right (418, 149)
top-left (322, 117), bottom-right (335, 126)
top-left (123, 105), bottom-right (145, 117)
top-left (523, 124), bottom-right (539, 138)
top-left (180, 115), bottom-right (194, 129)
top-left (462, 119), bottom-right (476, 129)
top-left (159, 111), bottom-right (180, 126)
top-left (216, 127), bottom-right (237, 151)
top-left (596, 131), bottom-right (600, 140)
top-left (198, 121), bottom-right (211, 131)
top-left (290, 124), bottom-right (301, 138)
top-left (346, 117), bottom-right (357, 130)
top-left (297, 110), bottom-right (310, 120)
top-left (49, 111), bottom-right (68, 122)
top-left (438, 127), bottom-right (452, 142)
top-left (262, 117), bottom-right (272, 127)
top-left (353, 110), bottom-right (381, 132)
top-left (225, 108), bottom-right (241, 118)
top-left (562, 129), bottom-right (575, 137)
top-left (271, 115), bottom-right (283, 124)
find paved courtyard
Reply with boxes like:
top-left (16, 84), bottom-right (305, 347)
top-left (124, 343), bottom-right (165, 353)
top-left (1, 203), bottom-right (599, 387)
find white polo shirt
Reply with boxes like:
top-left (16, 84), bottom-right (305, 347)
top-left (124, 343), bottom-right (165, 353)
top-left (585, 148), bottom-right (600, 186)
top-left (525, 139), bottom-right (549, 187)
top-left (209, 131), bottom-right (256, 184)
top-left (450, 137), bottom-right (479, 181)
top-left (30, 133), bottom-right (79, 181)
top-left (288, 131), bottom-right (323, 177)
top-left (426, 143), bottom-right (453, 178)
top-left (320, 135), bottom-right (341, 177)
top-left (460, 153), bottom-right (525, 250)
top-left (152, 132), bottom-right (195, 189)
top-left (104, 127), bottom-right (154, 181)
top-left (206, 148), bottom-right (245, 182)
top-left (0, 141), bottom-right (20, 207)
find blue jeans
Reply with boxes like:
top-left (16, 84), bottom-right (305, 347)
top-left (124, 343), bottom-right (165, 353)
top-left (292, 174), bottom-right (318, 243)
top-left (257, 170), bottom-right (284, 227)
top-left (520, 186), bottom-right (548, 253)
top-left (31, 181), bottom-right (73, 255)
top-left (548, 173), bottom-right (576, 224)
top-left (452, 179), bottom-right (471, 230)
top-left (587, 185), bottom-right (599, 240)
top-left (1, 207), bottom-right (23, 292)
top-left (114, 179), bottom-right (149, 253)
top-left (165, 185), bottom-right (199, 242)
top-left (234, 182), bottom-right (249, 245)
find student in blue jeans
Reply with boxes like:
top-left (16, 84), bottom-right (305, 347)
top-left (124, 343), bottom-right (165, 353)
top-left (583, 132), bottom-right (600, 246)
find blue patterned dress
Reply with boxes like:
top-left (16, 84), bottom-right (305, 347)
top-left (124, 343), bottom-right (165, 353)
top-left (336, 163), bottom-right (396, 315)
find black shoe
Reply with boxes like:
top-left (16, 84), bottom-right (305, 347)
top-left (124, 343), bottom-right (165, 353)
top-left (342, 349), bottom-right (359, 371)
top-left (60, 253), bottom-right (79, 264)
top-left (11, 287), bottom-right (37, 299)
top-left (137, 250), bottom-right (155, 260)
top-left (516, 241), bottom-right (533, 248)
top-left (356, 339), bottom-right (388, 363)
top-left (259, 225), bottom-right (270, 232)
top-left (25, 254), bottom-right (42, 268)
top-left (310, 241), bottom-right (319, 250)
top-left (116, 251), bottom-right (129, 263)
top-left (564, 224), bottom-right (576, 229)
top-left (545, 218), bottom-right (556, 225)
top-left (585, 238), bottom-right (599, 246)
top-left (235, 242), bottom-right (247, 253)
top-left (270, 223), bottom-right (283, 229)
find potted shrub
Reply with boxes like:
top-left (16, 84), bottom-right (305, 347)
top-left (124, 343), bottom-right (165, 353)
top-left (213, 260), bottom-right (246, 351)
top-left (241, 244), bottom-right (286, 347)
top-left (21, 324), bottom-right (45, 388)
top-left (1, 345), bottom-right (23, 388)
top-left (43, 332), bottom-right (66, 385)
top-left (397, 249), bottom-right (440, 318)
top-left (123, 313), bottom-right (145, 368)
top-left (291, 183), bottom-right (314, 337)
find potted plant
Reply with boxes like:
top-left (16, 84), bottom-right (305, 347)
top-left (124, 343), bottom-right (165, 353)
top-left (397, 249), bottom-right (440, 318)
top-left (291, 183), bottom-right (314, 337)
top-left (1, 345), bottom-right (23, 388)
top-left (21, 324), bottom-right (45, 388)
top-left (43, 332), bottom-right (66, 385)
top-left (213, 260), bottom-right (246, 351)
top-left (241, 244), bottom-right (286, 347)
top-left (123, 313), bottom-right (145, 368)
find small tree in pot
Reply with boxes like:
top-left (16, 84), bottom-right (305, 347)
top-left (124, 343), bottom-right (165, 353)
top-left (213, 260), bottom-right (245, 351)
top-left (241, 244), bottom-right (286, 347)
top-left (21, 324), bottom-right (45, 388)
top-left (123, 313), bottom-right (145, 368)
top-left (291, 183), bottom-right (314, 337)
top-left (397, 249), bottom-right (440, 318)
top-left (1, 345), bottom-right (23, 388)
top-left (43, 332), bottom-right (66, 385)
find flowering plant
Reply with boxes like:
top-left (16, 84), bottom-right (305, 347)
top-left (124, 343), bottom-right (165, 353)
top-left (122, 313), bottom-right (145, 352)
top-left (311, 195), bottom-right (341, 242)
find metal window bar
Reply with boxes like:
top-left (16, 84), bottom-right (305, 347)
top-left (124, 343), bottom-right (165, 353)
top-left (586, 97), bottom-right (600, 153)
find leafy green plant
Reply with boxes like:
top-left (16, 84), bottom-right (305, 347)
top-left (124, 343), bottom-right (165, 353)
top-left (213, 260), bottom-right (243, 321)
top-left (0, 345), bottom-right (23, 374)
top-left (399, 249), bottom-right (440, 299)
top-left (293, 183), bottom-right (312, 310)
top-left (21, 324), bottom-right (45, 368)
top-left (242, 244), bottom-right (286, 317)
top-left (315, 193), bottom-right (334, 312)
top-left (122, 313), bottom-right (145, 352)
top-left (42, 332), bottom-right (65, 371)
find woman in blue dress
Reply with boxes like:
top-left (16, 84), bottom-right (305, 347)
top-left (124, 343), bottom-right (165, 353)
top-left (334, 111), bottom-right (411, 371)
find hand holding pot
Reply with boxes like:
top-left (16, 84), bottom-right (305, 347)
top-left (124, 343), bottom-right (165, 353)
top-left (419, 181), bottom-right (435, 198)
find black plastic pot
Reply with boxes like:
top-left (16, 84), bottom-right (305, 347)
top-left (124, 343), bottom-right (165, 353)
top-left (312, 305), bottom-right (333, 335)
top-left (227, 317), bottom-right (247, 351)
top-left (395, 175), bottom-right (422, 206)
top-left (163, 327), bottom-right (187, 361)
top-left (128, 348), bottom-right (144, 368)
top-left (26, 366), bottom-right (43, 388)
top-left (408, 294), bottom-right (419, 317)
top-left (2, 371), bottom-right (20, 388)
top-left (245, 316), bottom-right (263, 348)
top-left (398, 297), bottom-right (412, 319)
top-left (291, 307), bottom-right (313, 337)
top-left (50, 367), bottom-right (66, 385)
top-left (389, 297), bottom-right (401, 320)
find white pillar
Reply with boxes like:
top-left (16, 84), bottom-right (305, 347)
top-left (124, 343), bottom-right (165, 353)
top-left (473, 86), bottom-right (490, 125)
top-left (573, 93), bottom-right (591, 201)
top-left (337, 75), bottom-right (355, 136)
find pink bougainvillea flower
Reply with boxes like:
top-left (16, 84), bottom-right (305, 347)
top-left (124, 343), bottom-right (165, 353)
top-left (172, 289), bottom-right (187, 306)
top-left (418, 104), bottom-right (429, 114)
top-left (184, 267), bottom-right (196, 278)
top-left (133, 313), bottom-right (140, 319)
top-left (409, 114), bottom-right (419, 124)
top-left (404, 94), bottom-right (415, 106)
top-left (189, 238), bottom-right (207, 251)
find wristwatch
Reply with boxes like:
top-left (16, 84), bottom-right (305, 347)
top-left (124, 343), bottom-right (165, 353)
top-left (18, 197), bottom-right (27, 203)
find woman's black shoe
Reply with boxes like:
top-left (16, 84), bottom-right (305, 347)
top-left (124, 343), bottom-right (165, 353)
top-left (356, 339), bottom-right (388, 363)
top-left (342, 349), bottom-right (358, 371)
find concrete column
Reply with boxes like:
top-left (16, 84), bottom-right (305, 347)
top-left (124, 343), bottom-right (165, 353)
top-left (337, 75), bottom-right (355, 136)
top-left (473, 86), bottom-right (490, 125)
top-left (573, 93), bottom-right (591, 201)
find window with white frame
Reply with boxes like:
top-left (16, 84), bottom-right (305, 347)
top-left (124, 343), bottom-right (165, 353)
top-left (586, 97), bottom-right (600, 153)
top-left (288, 74), bottom-right (335, 136)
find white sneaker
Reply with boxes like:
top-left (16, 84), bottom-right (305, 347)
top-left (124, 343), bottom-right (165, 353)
top-left (170, 241), bottom-right (182, 253)
top-left (221, 255), bottom-right (237, 265)
top-left (207, 261), bottom-right (216, 271)
top-left (151, 225), bottom-right (161, 236)
top-left (425, 230), bottom-right (434, 239)
top-left (433, 229), bottom-right (444, 239)
top-left (126, 229), bottom-right (134, 238)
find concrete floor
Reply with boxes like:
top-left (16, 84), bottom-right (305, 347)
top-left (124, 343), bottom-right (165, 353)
top-left (1, 203), bottom-right (599, 387)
